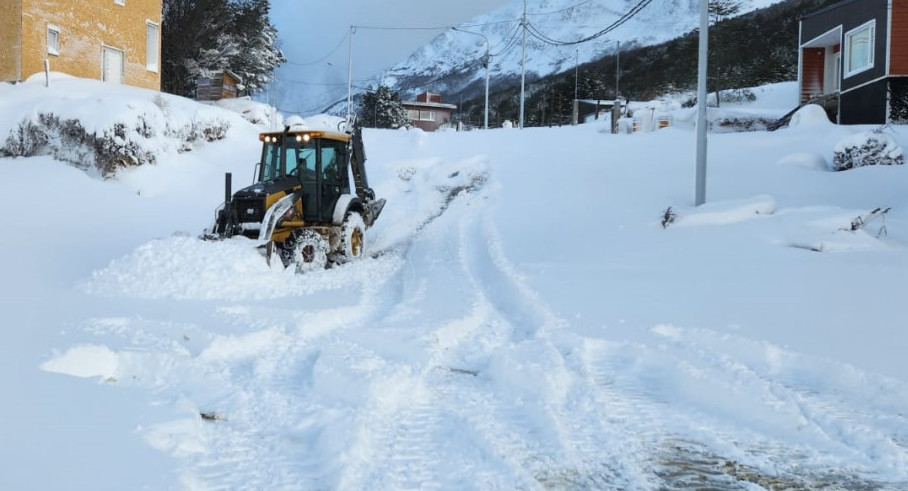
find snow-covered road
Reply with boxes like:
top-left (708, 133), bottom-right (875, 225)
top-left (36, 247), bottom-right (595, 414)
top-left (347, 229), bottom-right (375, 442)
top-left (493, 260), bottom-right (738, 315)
top-left (48, 136), bottom-right (908, 488)
top-left (5, 79), bottom-right (908, 489)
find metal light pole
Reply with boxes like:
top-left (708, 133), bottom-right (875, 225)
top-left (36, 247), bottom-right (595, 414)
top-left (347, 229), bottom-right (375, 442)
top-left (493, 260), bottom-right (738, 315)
top-left (519, 0), bottom-right (527, 129)
top-left (574, 49), bottom-right (579, 102)
top-left (453, 27), bottom-right (490, 129)
top-left (695, 0), bottom-right (709, 205)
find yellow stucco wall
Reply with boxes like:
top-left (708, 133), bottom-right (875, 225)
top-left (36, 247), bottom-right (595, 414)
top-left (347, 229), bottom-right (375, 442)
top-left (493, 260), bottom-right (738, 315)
top-left (7, 0), bottom-right (161, 90)
top-left (0, 0), bottom-right (24, 82)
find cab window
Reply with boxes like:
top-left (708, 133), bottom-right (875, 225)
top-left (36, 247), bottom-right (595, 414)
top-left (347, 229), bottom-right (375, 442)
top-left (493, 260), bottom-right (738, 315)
top-left (260, 142), bottom-right (280, 181)
top-left (286, 144), bottom-right (316, 178)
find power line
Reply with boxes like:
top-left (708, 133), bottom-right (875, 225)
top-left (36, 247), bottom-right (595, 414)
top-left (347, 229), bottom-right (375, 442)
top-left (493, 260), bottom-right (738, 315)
top-left (526, 0), bottom-right (595, 17)
top-left (524, 0), bottom-right (655, 47)
top-left (460, 18), bottom-right (523, 28)
top-left (352, 24), bottom-right (450, 31)
top-left (491, 22), bottom-right (523, 57)
top-left (283, 32), bottom-right (349, 66)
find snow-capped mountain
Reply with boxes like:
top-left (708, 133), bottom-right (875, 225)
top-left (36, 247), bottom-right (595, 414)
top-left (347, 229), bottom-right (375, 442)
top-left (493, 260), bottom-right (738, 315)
top-left (381, 0), bottom-right (780, 99)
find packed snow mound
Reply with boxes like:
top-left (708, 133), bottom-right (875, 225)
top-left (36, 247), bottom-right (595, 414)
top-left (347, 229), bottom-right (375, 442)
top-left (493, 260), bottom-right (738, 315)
top-left (286, 114), bottom-right (349, 133)
top-left (40, 344), bottom-right (119, 379)
top-left (214, 97), bottom-right (283, 129)
top-left (789, 104), bottom-right (833, 128)
top-left (79, 235), bottom-right (403, 301)
top-left (24, 71), bottom-right (75, 82)
top-left (776, 152), bottom-right (829, 171)
top-left (669, 195), bottom-right (776, 227)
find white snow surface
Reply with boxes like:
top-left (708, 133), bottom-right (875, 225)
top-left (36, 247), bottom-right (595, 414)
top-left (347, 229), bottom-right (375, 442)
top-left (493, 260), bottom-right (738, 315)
top-left (3, 78), bottom-right (908, 490)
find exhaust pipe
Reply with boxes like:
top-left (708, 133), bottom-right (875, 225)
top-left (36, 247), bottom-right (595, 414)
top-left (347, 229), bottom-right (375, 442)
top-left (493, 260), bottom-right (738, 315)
top-left (225, 172), bottom-right (232, 205)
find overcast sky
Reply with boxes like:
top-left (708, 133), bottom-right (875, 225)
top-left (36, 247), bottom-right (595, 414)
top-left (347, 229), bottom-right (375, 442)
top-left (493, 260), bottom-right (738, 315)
top-left (267, 0), bottom-right (514, 115)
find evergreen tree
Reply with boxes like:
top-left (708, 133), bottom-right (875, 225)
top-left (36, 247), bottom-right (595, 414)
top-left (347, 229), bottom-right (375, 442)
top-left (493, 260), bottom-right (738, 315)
top-left (228, 0), bottom-right (285, 94)
top-left (360, 85), bottom-right (409, 129)
top-left (162, 0), bottom-right (232, 96)
top-left (162, 0), bottom-right (284, 98)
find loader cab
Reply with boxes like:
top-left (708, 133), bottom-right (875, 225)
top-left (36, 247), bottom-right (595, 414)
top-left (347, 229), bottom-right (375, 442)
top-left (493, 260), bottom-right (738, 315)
top-left (258, 131), bottom-right (351, 223)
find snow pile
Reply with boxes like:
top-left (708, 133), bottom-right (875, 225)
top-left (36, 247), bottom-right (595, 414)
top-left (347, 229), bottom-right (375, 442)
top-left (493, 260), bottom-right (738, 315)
top-left (789, 103), bottom-right (834, 128)
top-left (281, 113), bottom-right (353, 133)
top-left (214, 97), bottom-right (284, 129)
top-left (0, 75), bottom-right (253, 176)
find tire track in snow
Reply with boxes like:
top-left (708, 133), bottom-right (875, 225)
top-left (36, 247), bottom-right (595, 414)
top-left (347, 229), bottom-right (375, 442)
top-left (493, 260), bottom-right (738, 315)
top-left (333, 188), bottom-right (494, 489)
top-left (451, 210), bottom-right (647, 487)
top-left (172, 162), bottom-right (495, 490)
top-left (338, 384), bottom-right (452, 490)
top-left (576, 338), bottom-right (679, 488)
top-left (335, 182), bottom-right (581, 488)
top-left (175, 340), bottom-right (339, 490)
top-left (643, 325), bottom-right (908, 488)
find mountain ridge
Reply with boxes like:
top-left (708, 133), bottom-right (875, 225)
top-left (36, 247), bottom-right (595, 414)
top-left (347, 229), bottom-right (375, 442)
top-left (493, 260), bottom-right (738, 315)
top-left (381, 0), bottom-right (779, 100)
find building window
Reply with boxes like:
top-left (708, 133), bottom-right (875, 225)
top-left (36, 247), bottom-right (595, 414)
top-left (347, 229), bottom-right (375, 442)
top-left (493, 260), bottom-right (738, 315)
top-left (420, 110), bottom-right (435, 121)
top-left (47, 26), bottom-right (60, 55)
top-left (146, 22), bottom-right (159, 72)
top-left (844, 20), bottom-right (874, 77)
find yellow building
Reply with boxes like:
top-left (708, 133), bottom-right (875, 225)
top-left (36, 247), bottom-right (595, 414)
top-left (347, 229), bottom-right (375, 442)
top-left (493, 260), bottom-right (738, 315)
top-left (0, 0), bottom-right (162, 90)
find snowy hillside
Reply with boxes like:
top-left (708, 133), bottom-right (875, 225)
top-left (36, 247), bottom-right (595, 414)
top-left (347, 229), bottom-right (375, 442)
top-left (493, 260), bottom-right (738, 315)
top-left (3, 76), bottom-right (908, 489)
top-left (382, 0), bottom-right (781, 98)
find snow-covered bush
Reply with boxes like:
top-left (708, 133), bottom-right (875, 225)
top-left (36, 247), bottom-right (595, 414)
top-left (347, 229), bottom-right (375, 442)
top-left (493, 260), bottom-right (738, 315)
top-left (713, 115), bottom-right (778, 132)
top-left (720, 88), bottom-right (756, 104)
top-left (1, 111), bottom-right (231, 177)
top-left (4, 120), bottom-right (47, 157)
top-left (832, 129), bottom-right (904, 171)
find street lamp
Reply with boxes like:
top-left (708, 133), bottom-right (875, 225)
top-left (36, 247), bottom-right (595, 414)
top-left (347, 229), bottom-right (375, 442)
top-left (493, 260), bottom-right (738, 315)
top-left (453, 27), bottom-right (490, 129)
top-left (695, 0), bottom-right (709, 205)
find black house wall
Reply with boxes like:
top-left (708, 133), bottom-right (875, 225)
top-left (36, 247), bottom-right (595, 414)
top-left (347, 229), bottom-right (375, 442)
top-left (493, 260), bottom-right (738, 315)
top-left (839, 79), bottom-right (887, 123)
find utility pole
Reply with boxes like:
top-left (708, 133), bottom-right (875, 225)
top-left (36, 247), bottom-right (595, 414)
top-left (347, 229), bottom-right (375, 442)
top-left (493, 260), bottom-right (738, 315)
top-left (573, 49), bottom-right (579, 125)
top-left (615, 41), bottom-right (620, 100)
top-left (695, 0), bottom-right (709, 205)
top-left (574, 49), bottom-right (579, 101)
top-left (519, 0), bottom-right (527, 129)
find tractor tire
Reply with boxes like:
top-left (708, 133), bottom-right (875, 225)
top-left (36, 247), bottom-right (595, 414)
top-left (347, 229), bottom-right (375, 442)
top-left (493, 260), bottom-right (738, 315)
top-left (339, 212), bottom-right (366, 263)
top-left (284, 229), bottom-right (328, 273)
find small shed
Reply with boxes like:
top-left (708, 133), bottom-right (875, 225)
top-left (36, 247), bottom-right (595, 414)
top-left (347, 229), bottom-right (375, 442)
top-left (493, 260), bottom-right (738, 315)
top-left (196, 70), bottom-right (243, 101)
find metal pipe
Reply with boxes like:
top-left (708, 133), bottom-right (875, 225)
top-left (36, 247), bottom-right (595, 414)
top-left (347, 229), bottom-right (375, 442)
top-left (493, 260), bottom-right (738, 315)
top-left (225, 172), bottom-right (232, 205)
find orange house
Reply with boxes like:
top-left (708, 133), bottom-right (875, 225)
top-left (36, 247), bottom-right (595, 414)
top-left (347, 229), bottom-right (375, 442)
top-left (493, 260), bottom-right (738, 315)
top-left (0, 0), bottom-right (162, 90)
